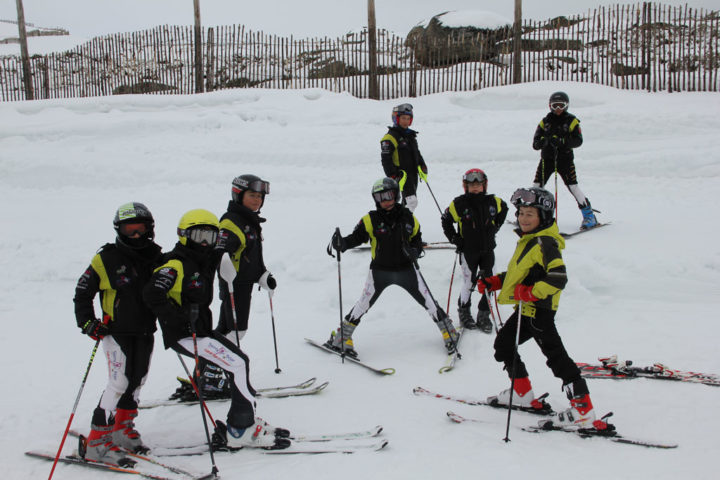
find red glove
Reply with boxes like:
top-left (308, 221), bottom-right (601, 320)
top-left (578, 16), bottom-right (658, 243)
top-left (81, 315), bottom-right (110, 340)
top-left (477, 276), bottom-right (502, 294)
top-left (514, 284), bottom-right (539, 302)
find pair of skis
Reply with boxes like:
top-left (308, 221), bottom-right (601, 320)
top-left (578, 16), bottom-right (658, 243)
top-left (139, 376), bottom-right (329, 409)
top-left (578, 355), bottom-right (720, 387)
top-left (415, 386), bottom-right (677, 449)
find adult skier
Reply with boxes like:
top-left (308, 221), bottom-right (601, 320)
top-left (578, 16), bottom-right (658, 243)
top-left (325, 177), bottom-right (458, 357)
top-left (143, 209), bottom-right (287, 449)
top-left (441, 169), bottom-right (508, 333)
top-left (532, 91), bottom-right (598, 229)
top-left (477, 187), bottom-right (603, 429)
top-left (380, 103), bottom-right (428, 212)
top-left (73, 202), bottom-right (162, 464)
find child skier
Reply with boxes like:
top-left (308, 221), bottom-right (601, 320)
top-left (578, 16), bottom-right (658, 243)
top-left (477, 187), bottom-right (603, 429)
top-left (325, 177), bottom-right (458, 356)
top-left (532, 91), bottom-right (598, 229)
top-left (380, 103), bottom-right (428, 212)
top-left (441, 168), bottom-right (508, 333)
top-left (143, 209), bottom-right (288, 449)
top-left (73, 202), bottom-right (162, 465)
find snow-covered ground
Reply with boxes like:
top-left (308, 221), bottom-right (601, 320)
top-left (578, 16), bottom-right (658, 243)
top-left (1, 81), bottom-right (719, 479)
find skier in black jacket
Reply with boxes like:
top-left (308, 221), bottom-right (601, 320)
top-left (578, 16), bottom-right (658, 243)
top-left (380, 103), bottom-right (428, 212)
top-left (532, 91), bottom-right (598, 229)
top-left (143, 209), bottom-right (287, 450)
top-left (441, 169), bottom-right (508, 333)
top-left (324, 177), bottom-right (458, 357)
top-left (73, 202), bottom-right (162, 466)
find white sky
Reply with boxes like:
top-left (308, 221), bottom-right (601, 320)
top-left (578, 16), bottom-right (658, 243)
top-left (0, 1), bottom-right (718, 38)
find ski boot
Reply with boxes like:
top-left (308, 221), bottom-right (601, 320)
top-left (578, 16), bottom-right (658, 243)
top-left (216, 419), bottom-right (291, 450)
top-left (457, 301), bottom-right (477, 330)
top-left (487, 377), bottom-right (547, 411)
top-left (198, 363), bottom-right (232, 400)
top-left (324, 319), bottom-right (358, 358)
top-left (435, 311), bottom-right (460, 354)
top-left (83, 423), bottom-right (136, 467)
top-left (111, 408), bottom-right (148, 454)
top-left (475, 309), bottom-right (493, 334)
top-left (542, 379), bottom-right (604, 429)
top-left (579, 201), bottom-right (598, 229)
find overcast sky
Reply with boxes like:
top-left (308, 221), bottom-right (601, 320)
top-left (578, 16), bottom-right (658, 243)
top-left (1, 1), bottom-right (718, 38)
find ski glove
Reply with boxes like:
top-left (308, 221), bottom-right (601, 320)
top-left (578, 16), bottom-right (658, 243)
top-left (258, 271), bottom-right (277, 297)
top-left (450, 234), bottom-right (463, 252)
top-left (417, 164), bottom-right (428, 182)
top-left (331, 230), bottom-right (347, 252)
top-left (549, 135), bottom-right (565, 148)
top-left (81, 316), bottom-right (109, 341)
top-left (477, 275), bottom-right (502, 294)
top-left (514, 284), bottom-right (540, 302)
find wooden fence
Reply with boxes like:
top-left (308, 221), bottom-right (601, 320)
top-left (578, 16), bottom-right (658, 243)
top-left (1, 2), bottom-right (718, 102)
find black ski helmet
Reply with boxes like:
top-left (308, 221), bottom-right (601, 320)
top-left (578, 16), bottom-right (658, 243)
top-left (231, 174), bottom-right (270, 206)
top-left (392, 103), bottom-right (413, 127)
top-left (549, 91), bottom-right (569, 111)
top-left (113, 202), bottom-right (155, 249)
top-left (371, 177), bottom-right (400, 207)
top-left (511, 187), bottom-right (555, 229)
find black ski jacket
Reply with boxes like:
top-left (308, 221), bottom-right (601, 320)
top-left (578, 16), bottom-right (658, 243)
top-left (143, 243), bottom-right (216, 349)
top-left (342, 204), bottom-right (423, 271)
top-left (442, 192), bottom-right (508, 253)
top-left (532, 111), bottom-right (583, 162)
top-left (215, 201), bottom-right (266, 283)
top-left (381, 126), bottom-right (427, 196)
top-left (74, 241), bottom-right (162, 336)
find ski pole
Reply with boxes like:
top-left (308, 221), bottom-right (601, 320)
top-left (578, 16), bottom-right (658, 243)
top-left (176, 354), bottom-right (216, 427)
top-left (218, 253), bottom-right (242, 349)
top-left (335, 228), bottom-right (346, 362)
top-left (188, 304), bottom-right (220, 478)
top-left (424, 178), bottom-right (444, 216)
top-left (503, 301), bottom-right (523, 443)
top-left (553, 148), bottom-right (559, 222)
top-left (487, 290), bottom-right (501, 335)
top-left (268, 292), bottom-right (282, 374)
top-left (445, 252), bottom-right (459, 315)
top-left (48, 338), bottom-right (101, 480)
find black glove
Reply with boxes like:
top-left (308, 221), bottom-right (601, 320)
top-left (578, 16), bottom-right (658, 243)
top-left (549, 135), bottom-right (564, 148)
top-left (331, 231), bottom-right (346, 252)
top-left (266, 275), bottom-right (277, 290)
top-left (450, 234), bottom-right (463, 251)
top-left (81, 317), bottom-right (109, 340)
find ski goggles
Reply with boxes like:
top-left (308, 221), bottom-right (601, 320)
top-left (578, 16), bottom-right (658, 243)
top-left (393, 103), bottom-right (414, 116)
top-left (118, 222), bottom-right (149, 237)
top-left (187, 227), bottom-right (218, 246)
top-left (232, 180), bottom-right (270, 195)
top-left (463, 171), bottom-right (487, 184)
top-left (550, 102), bottom-right (568, 110)
top-left (373, 190), bottom-right (396, 203)
top-left (511, 188), bottom-right (540, 206)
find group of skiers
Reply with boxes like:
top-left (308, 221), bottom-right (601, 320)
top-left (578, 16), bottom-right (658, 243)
top-left (72, 91), bottom-right (603, 466)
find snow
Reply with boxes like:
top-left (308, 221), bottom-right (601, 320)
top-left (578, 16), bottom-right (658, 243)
top-left (2, 81), bottom-right (719, 479)
top-left (415, 10), bottom-right (512, 30)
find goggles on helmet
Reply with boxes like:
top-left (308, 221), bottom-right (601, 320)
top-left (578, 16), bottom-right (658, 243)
top-left (118, 222), bottom-right (149, 237)
top-left (188, 227), bottom-right (218, 246)
top-left (511, 189), bottom-right (541, 207)
top-left (373, 190), bottom-right (396, 203)
top-left (394, 103), bottom-right (413, 116)
top-left (463, 171), bottom-right (487, 184)
top-left (233, 180), bottom-right (270, 195)
top-left (550, 102), bottom-right (568, 111)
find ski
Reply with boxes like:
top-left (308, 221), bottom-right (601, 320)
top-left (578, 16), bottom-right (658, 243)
top-left (304, 338), bottom-right (396, 375)
top-left (256, 376), bottom-right (318, 393)
top-left (439, 327), bottom-right (465, 374)
top-left (140, 380), bottom-right (328, 409)
top-left (560, 222), bottom-right (610, 238)
top-left (446, 411), bottom-right (488, 424)
top-left (153, 438), bottom-right (388, 457)
top-left (524, 413), bottom-right (678, 449)
top-left (352, 241), bottom-right (455, 252)
top-left (577, 355), bottom-right (720, 387)
top-left (413, 386), bottom-right (555, 415)
top-left (291, 424), bottom-right (384, 442)
top-left (25, 451), bottom-right (191, 480)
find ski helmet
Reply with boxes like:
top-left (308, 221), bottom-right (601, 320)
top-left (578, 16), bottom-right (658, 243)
top-left (113, 202), bottom-right (155, 249)
top-left (548, 91), bottom-right (569, 112)
top-left (231, 174), bottom-right (270, 206)
top-left (391, 103), bottom-right (413, 127)
top-left (511, 187), bottom-right (555, 229)
top-left (371, 177), bottom-right (400, 206)
top-left (177, 209), bottom-right (220, 249)
top-left (462, 168), bottom-right (488, 193)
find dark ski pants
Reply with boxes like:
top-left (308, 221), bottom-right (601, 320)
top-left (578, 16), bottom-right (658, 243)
top-left (493, 307), bottom-right (584, 390)
top-left (93, 334), bottom-right (154, 425)
top-left (174, 332), bottom-right (256, 429)
top-left (533, 154), bottom-right (589, 207)
top-left (217, 281), bottom-right (254, 335)
top-left (458, 250), bottom-right (495, 312)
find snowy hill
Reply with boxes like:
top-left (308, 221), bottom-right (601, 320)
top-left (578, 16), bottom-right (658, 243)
top-left (1, 81), bottom-right (719, 479)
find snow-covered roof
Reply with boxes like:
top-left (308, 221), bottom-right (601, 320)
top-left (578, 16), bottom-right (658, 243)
top-left (416, 10), bottom-right (512, 30)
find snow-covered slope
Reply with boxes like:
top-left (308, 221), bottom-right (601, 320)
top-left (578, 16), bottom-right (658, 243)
top-left (1, 82), bottom-right (719, 479)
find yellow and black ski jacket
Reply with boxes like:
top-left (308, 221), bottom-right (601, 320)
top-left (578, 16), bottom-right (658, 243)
top-left (215, 201), bottom-right (266, 283)
top-left (496, 223), bottom-right (567, 313)
top-left (74, 241), bottom-right (162, 336)
top-left (380, 126), bottom-right (427, 195)
top-left (343, 204), bottom-right (423, 271)
top-left (442, 192), bottom-right (508, 253)
top-left (532, 111), bottom-right (583, 162)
